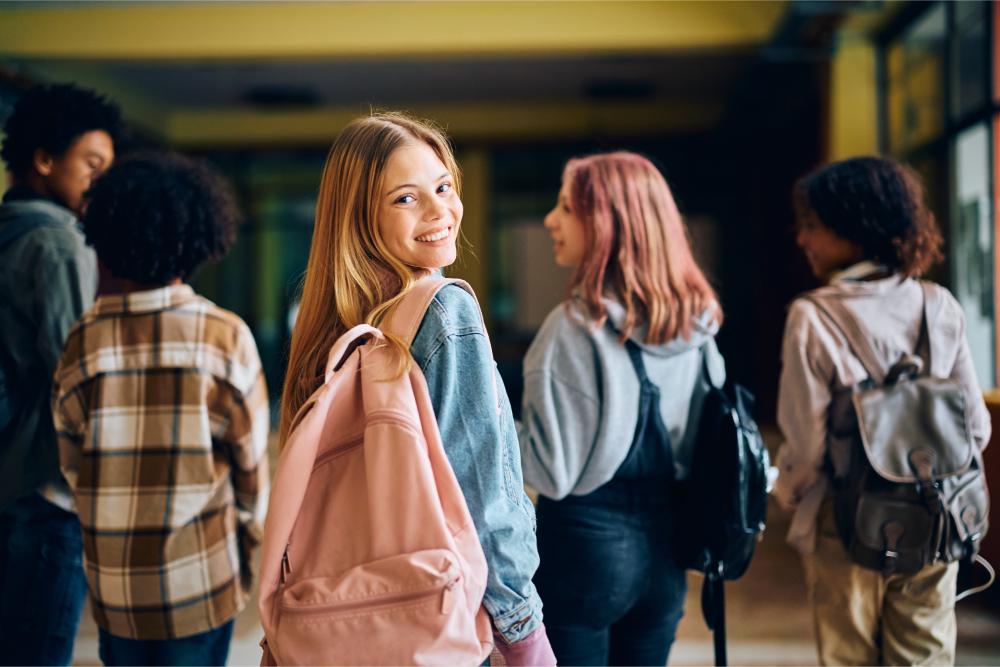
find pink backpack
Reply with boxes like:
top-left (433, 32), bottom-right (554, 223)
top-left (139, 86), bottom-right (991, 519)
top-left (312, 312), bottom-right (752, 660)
top-left (259, 278), bottom-right (493, 666)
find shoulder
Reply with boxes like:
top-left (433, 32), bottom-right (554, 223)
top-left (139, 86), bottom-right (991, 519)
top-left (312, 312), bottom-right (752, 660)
top-left (782, 290), bottom-right (837, 350)
top-left (412, 283), bottom-right (486, 365)
top-left (428, 283), bottom-right (483, 330)
top-left (419, 283), bottom-right (484, 337)
top-left (2, 202), bottom-right (85, 254)
top-left (186, 295), bottom-right (262, 387)
top-left (192, 295), bottom-right (257, 349)
top-left (525, 300), bottom-right (600, 373)
top-left (537, 300), bottom-right (594, 346)
top-left (921, 280), bottom-right (963, 319)
top-left (786, 287), bottom-right (836, 326)
top-left (22, 225), bottom-right (92, 272)
top-left (919, 281), bottom-right (966, 345)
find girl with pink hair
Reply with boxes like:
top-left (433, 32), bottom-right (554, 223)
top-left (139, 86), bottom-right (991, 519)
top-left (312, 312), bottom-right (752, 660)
top-left (518, 151), bottom-right (725, 665)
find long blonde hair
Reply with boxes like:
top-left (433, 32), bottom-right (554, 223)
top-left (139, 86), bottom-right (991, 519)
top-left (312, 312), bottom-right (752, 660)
top-left (279, 112), bottom-right (461, 446)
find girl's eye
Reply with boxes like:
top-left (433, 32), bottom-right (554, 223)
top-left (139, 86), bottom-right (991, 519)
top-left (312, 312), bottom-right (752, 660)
top-left (396, 194), bottom-right (415, 205)
top-left (437, 183), bottom-right (452, 194)
top-left (561, 204), bottom-right (571, 213)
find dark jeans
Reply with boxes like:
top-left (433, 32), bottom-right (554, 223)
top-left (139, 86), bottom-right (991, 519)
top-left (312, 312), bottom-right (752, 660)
top-left (534, 490), bottom-right (687, 666)
top-left (99, 620), bottom-right (234, 666)
top-left (0, 493), bottom-right (88, 666)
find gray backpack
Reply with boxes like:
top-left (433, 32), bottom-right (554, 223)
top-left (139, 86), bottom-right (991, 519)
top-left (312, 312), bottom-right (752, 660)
top-left (806, 283), bottom-right (989, 577)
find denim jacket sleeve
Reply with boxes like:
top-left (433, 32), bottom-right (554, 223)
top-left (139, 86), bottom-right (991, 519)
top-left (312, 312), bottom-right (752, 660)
top-left (410, 284), bottom-right (543, 644)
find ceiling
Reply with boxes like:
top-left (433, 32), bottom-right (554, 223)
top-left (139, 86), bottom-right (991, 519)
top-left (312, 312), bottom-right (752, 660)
top-left (15, 52), bottom-right (755, 109)
top-left (0, 1), bottom-right (800, 145)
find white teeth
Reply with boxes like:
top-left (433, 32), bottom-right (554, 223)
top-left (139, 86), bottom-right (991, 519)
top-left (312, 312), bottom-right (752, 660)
top-left (416, 229), bottom-right (449, 242)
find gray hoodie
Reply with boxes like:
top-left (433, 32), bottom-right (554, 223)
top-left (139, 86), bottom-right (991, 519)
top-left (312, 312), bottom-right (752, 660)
top-left (518, 297), bottom-right (725, 500)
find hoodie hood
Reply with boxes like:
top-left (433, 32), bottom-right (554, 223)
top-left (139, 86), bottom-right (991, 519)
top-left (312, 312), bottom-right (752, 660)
top-left (0, 198), bottom-right (77, 227)
top-left (601, 297), bottom-right (719, 358)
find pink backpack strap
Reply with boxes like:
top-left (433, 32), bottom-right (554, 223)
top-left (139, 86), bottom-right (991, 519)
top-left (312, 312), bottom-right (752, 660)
top-left (324, 324), bottom-right (383, 382)
top-left (385, 277), bottom-right (483, 346)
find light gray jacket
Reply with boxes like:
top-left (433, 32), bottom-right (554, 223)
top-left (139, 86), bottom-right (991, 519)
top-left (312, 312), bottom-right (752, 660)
top-left (518, 297), bottom-right (725, 500)
top-left (774, 270), bottom-right (991, 555)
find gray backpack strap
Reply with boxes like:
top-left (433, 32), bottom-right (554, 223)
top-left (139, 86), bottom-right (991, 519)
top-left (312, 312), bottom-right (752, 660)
top-left (803, 294), bottom-right (887, 384)
top-left (918, 281), bottom-right (943, 376)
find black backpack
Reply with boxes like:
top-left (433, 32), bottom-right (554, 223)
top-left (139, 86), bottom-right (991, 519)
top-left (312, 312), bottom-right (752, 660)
top-left (675, 352), bottom-right (770, 665)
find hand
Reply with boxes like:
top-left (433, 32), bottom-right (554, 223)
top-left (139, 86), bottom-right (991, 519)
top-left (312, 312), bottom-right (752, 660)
top-left (494, 623), bottom-right (556, 666)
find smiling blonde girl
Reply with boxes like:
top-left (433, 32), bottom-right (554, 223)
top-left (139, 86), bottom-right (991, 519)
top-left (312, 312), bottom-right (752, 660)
top-left (279, 112), bottom-right (554, 665)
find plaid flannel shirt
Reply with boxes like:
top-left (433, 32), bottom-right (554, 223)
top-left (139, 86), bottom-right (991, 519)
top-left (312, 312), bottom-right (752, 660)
top-left (52, 284), bottom-right (269, 640)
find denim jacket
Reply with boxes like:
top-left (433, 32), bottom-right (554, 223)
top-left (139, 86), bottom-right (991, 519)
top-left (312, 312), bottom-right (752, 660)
top-left (410, 284), bottom-right (543, 643)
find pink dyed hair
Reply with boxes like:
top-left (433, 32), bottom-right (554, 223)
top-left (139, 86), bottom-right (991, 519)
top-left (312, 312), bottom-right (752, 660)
top-left (564, 151), bottom-right (721, 344)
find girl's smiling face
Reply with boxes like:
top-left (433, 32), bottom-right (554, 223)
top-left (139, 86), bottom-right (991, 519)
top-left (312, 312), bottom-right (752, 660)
top-left (377, 142), bottom-right (462, 271)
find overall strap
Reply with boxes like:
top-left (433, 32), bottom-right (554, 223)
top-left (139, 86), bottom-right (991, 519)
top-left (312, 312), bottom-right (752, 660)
top-left (624, 339), bottom-right (650, 384)
top-left (620, 339), bottom-right (676, 483)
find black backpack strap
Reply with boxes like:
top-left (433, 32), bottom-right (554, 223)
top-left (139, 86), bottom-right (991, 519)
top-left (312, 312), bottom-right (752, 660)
top-left (803, 294), bottom-right (887, 384)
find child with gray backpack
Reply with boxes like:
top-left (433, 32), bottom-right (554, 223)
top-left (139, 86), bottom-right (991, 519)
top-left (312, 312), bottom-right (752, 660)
top-left (774, 156), bottom-right (991, 666)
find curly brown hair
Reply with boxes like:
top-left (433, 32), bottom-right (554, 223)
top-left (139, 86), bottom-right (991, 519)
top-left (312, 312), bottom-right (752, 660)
top-left (83, 152), bottom-right (239, 284)
top-left (794, 156), bottom-right (943, 277)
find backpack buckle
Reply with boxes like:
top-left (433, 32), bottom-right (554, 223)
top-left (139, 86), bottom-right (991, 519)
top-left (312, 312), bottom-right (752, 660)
top-left (882, 521), bottom-right (904, 575)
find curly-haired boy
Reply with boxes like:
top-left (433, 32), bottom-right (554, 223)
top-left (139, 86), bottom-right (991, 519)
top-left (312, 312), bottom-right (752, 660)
top-left (52, 152), bottom-right (269, 665)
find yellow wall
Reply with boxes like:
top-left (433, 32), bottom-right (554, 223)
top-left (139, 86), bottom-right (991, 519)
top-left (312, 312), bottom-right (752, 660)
top-left (0, 2), bottom-right (787, 60)
top-left (828, 36), bottom-right (879, 160)
top-left (449, 149), bottom-right (490, 312)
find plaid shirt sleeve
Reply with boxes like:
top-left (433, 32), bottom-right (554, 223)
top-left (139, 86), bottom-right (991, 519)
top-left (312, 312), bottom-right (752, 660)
top-left (217, 325), bottom-right (270, 592)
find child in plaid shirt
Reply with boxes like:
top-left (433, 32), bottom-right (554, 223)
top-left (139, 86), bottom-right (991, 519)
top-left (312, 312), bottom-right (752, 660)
top-left (52, 152), bottom-right (269, 666)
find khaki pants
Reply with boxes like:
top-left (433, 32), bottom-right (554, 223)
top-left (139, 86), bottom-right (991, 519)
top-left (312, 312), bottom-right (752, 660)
top-left (802, 502), bottom-right (958, 666)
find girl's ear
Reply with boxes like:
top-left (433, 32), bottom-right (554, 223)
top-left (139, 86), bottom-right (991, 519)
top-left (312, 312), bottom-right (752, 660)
top-left (33, 148), bottom-right (54, 176)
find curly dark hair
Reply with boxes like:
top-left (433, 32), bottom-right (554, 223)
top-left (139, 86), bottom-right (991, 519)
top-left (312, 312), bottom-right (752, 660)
top-left (1, 83), bottom-right (123, 177)
top-left (794, 156), bottom-right (944, 277)
top-left (83, 152), bottom-right (240, 284)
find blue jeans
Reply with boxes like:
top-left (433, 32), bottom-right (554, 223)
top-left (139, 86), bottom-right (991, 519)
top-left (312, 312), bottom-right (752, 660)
top-left (534, 488), bottom-right (687, 666)
top-left (99, 620), bottom-right (234, 666)
top-left (0, 493), bottom-right (88, 666)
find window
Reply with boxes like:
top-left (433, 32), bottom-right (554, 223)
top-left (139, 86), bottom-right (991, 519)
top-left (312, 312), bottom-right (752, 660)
top-left (880, 0), bottom-right (997, 386)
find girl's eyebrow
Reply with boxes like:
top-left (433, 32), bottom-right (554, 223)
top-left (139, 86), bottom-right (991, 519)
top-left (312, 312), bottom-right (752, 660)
top-left (385, 172), bottom-right (451, 196)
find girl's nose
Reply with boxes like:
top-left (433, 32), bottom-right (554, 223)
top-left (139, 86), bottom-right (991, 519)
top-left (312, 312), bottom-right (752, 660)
top-left (426, 196), bottom-right (446, 221)
top-left (543, 211), bottom-right (556, 229)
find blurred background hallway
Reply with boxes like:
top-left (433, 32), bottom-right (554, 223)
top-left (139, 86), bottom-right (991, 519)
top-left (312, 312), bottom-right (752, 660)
top-left (3, 1), bottom-right (1000, 663)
